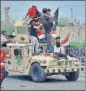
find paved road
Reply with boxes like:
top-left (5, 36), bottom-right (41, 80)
top-left (1, 72), bottom-right (85, 90)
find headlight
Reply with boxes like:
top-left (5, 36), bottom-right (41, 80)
top-left (43, 60), bottom-right (46, 64)
top-left (74, 61), bottom-right (80, 66)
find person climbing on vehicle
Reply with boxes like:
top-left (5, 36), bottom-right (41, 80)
top-left (53, 37), bottom-right (68, 59)
top-left (25, 5), bottom-right (41, 19)
top-left (25, 5), bottom-right (41, 26)
top-left (29, 18), bottom-right (42, 54)
top-left (42, 8), bottom-right (54, 53)
top-left (25, 5), bottom-right (37, 19)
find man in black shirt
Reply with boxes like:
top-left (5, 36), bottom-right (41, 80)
top-left (30, 19), bottom-right (40, 54)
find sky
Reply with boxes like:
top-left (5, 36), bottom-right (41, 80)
top-left (1, 1), bottom-right (85, 23)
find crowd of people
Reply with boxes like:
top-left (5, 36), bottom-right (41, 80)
top-left (66, 46), bottom-right (85, 62)
top-left (1, 5), bottom-right (85, 60)
top-left (25, 6), bottom-right (55, 54)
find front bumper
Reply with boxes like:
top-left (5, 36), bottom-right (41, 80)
top-left (45, 67), bottom-right (79, 74)
top-left (44, 59), bottom-right (80, 74)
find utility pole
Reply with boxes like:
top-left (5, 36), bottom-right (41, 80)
top-left (4, 6), bottom-right (10, 29)
top-left (70, 8), bottom-right (74, 25)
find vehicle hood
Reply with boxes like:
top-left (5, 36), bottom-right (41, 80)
top-left (32, 55), bottom-right (54, 61)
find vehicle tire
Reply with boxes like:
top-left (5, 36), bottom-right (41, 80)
top-left (65, 70), bottom-right (79, 81)
top-left (30, 63), bottom-right (46, 82)
top-left (3, 67), bottom-right (9, 78)
top-left (4, 69), bottom-right (9, 78)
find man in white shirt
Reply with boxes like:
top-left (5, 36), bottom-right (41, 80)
top-left (1, 31), bottom-right (9, 47)
top-left (53, 37), bottom-right (67, 59)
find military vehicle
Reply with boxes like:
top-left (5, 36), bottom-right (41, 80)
top-left (5, 23), bottom-right (80, 82)
top-left (5, 9), bottom-right (81, 82)
top-left (5, 41), bottom-right (80, 82)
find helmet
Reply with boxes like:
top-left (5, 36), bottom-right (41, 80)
top-left (42, 8), bottom-right (47, 13)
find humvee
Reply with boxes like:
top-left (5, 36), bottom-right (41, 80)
top-left (5, 20), bottom-right (80, 82)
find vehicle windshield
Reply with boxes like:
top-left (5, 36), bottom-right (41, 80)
top-left (17, 27), bottom-right (29, 34)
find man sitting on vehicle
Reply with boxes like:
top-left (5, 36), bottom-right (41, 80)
top-left (53, 37), bottom-right (68, 59)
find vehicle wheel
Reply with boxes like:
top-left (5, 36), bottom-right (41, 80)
top-left (3, 67), bottom-right (9, 78)
top-left (65, 70), bottom-right (79, 81)
top-left (4, 69), bottom-right (9, 78)
top-left (30, 63), bottom-right (46, 82)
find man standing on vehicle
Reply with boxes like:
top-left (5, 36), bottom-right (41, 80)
top-left (42, 8), bottom-right (54, 53)
top-left (30, 19), bottom-right (41, 54)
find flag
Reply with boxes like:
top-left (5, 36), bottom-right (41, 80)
top-left (37, 31), bottom-right (45, 39)
top-left (54, 7), bottom-right (59, 22)
top-left (62, 33), bottom-right (69, 46)
top-left (54, 7), bottom-right (59, 27)
top-left (37, 31), bottom-right (57, 39)
top-left (51, 31), bottom-right (57, 38)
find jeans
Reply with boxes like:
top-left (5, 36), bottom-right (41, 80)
top-left (45, 33), bottom-right (53, 52)
top-left (43, 21), bottom-right (53, 52)
top-left (43, 21), bottom-right (53, 33)
top-left (59, 54), bottom-right (68, 59)
top-left (30, 36), bottom-right (39, 54)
